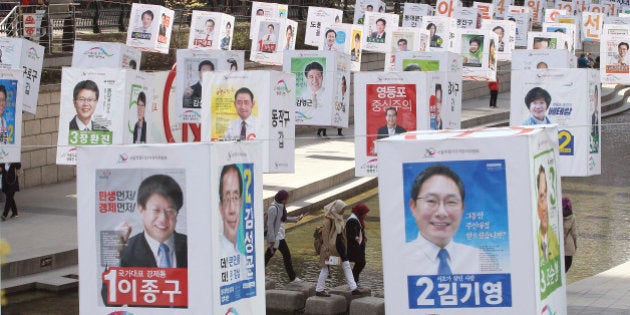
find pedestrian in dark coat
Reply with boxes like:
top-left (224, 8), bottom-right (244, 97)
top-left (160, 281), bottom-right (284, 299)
top-left (346, 203), bottom-right (370, 284)
top-left (1, 162), bottom-right (21, 220)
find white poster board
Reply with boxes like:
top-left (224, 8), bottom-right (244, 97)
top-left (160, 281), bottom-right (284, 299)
top-left (305, 6), bottom-right (343, 47)
top-left (124, 71), bottom-right (153, 144)
top-left (481, 19), bottom-right (516, 61)
top-left (378, 126), bottom-right (567, 314)
top-left (0, 37), bottom-right (44, 114)
top-left (526, 31), bottom-right (568, 50)
top-left (435, 0), bottom-right (460, 17)
top-left (453, 7), bottom-right (481, 29)
top-left (0, 69), bottom-right (23, 163)
top-left (493, 0), bottom-right (514, 19)
top-left (361, 12), bottom-right (400, 53)
top-left (283, 51), bottom-right (350, 128)
top-left (175, 49), bottom-right (244, 123)
top-left (126, 3), bottom-right (174, 54)
top-left (200, 71), bottom-right (296, 173)
top-left (187, 11), bottom-right (235, 50)
top-left (250, 18), bottom-right (297, 65)
top-left (511, 49), bottom-right (574, 70)
top-left (542, 22), bottom-right (576, 53)
top-left (320, 23), bottom-right (363, 72)
top-left (249, 1), bottom-right (288, 39)
top-left (506, 11), bottom-right (532, 47)
top-left (581, 12), bottom-right (603, 42)
top-left (510, 69), bottom-right (601, 176)
top-left (449, 29), bottom-right (497, 81)
top-left (77, 141), bottom-right (265, 314)
top-left (72, 41), bottom-right (141, 70)
top-left (402, 3), bottom-right (433, 28)
top-left (600, 23), bottom-right (630, 84)
top-left (385, 27), bottom-right (427, 71)
top-left (56, 68), bottom-right (128, 165)
top-left (422, 16), bottom-right (455, 51)
top-left (354, 0), bottom-right (386, 24)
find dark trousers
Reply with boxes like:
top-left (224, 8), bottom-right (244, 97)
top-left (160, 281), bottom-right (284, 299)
top-left (3, 191), bottom-right (17, 217)
top-left (489, 90), bottom-right (498, 107)
top-left (265, 239), bottom-right (297, 281)
top-left (565, 255), bottom-right (573, 272)
top-left (350, 255), bottom-right (365, 283)
top-left (317, 128), bottom-right (327, 136)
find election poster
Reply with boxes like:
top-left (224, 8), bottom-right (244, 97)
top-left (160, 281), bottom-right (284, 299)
top-left (187, 11), bottom-right (235, 51)
top-left (435, 0), bottom-right (460, 17)
top-left (557, 15), bottom-right (583, 50)
top-left (72, 40), bottom-right (141, 70)
top-left (393, 51), bottom-right (463, 131)
top-left (600, 24), bottom-right (630, 84)
top-left (126, 3), bottom-right (174, 54)
top-left (124, 72), bottom-right (153, 144)
top-left (492, 0), bottom-right (514, 19)
top-left (543, 22), bottom-right (576, 53)
top-left (511, 49), bottom-right (574, 70)
top-left (361, 12), bottom-right (400, 53)
top-left (554, 0), bottom-right (576, 15)
top-left (385, 27), bottom-right (426, 71)
top-left (378, 126), bottom-right (566, 314)
top-left (77, 141), bottom-right (265, 314)
top-left (354, 0), bottom-right (386, 24)
top-left (526, 0), bottom-right (546, 23)
top-left (200, 70), bottom-right (296, 173)
top-left (450, 29), bottom-right (498, 81)
top-left (57, 68), bottom-right (127, 165)
top-left (249, 1), bottom-right (288, 40)
top-left (481, 19), bottom-right (516, 61)
top-left (353, 72), bottom-right (428, 177)
top-left (510, 69), bottom-right (601, 176)
top-left (402, 3), bottom-right (433, 28)
top-left (250, 18), bottom-right (297, 65)
top-left (0, 37), bottom-right (44, 114)
top-left (526, 31), bottom-right (567, 50)
top-left (474, 1), bottom-right (495, 20)
top-left (320, 23), bottom-right (363, 71)
top-left (505, 11), bottom-right (531, 47)
top-left (0, 69), bottom-right (23, 163)
top-left (305, 6), bottom-right (343, 47)
top-left (422, 16), bottom-right (455, 51)
top-left (453, 7), bottom-right (480, 29)
top-left (283, 50), bottom-right (350, 128)
top-left (544, 9), bottom-right (566, 22)
top-left (175, 49), bottom-right (244, 123)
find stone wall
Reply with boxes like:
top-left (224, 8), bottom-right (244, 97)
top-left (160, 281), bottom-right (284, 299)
top-left (20, 84), bottom-right (75, 190)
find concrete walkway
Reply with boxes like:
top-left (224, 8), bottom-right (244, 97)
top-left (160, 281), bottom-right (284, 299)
top-left (2, 88), bottom-right (630, 314)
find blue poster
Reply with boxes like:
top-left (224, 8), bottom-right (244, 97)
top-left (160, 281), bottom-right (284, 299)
top-left (401, 160), bottom-right (512, 309)
top-left (0, 79), bottom-right (18, 145)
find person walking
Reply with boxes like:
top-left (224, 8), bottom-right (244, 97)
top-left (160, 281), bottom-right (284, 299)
top-left (1, 163), bottom-right (21, 221)
top-left (563, 196), bottom-right (577, 272)
top-left (265, 189), bottom-right (303, 282)
top-left (315, 199), bottom-right (360, 297)
top-left (488, 78), bottom-right (499, 108)
top-left (346, 203), bottom-right (369, 284)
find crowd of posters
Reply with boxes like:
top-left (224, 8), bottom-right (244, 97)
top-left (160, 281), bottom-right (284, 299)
top-left (0, 37), bottom-right (44, 114)
top-left (77, 142), bottom-right (265, 314)
top-left (377, 126), bottom-right (566, 314)
top-left (354, 0), bottom-right (387, 24)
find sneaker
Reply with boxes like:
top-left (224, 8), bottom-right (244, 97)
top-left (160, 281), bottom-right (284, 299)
top-left (315, 290), bottom-right (331, 297)
top-left (291, 277), bottom-right (303, 283)
top-left (351, 289), bottom-right (362, 295)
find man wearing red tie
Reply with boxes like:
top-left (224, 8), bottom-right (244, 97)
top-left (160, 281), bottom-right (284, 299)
top-left (223, 87), bottom-right (258, 140)
top-left (261, 24), bottom-right (277, 52)
top-left (194, 18), bottom-right (215, 48)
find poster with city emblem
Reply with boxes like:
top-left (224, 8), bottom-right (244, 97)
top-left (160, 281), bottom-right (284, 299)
top-left (0, 69), bottom-right (23, 163)
top-left (187, 11), bottom-right (235, 51)
top-left (57, 68), bottom-right (126, 165)
top-left (361, 12), bottom-right (400, 53)
top-left (449, 29), bottom-right (498, 81)
top-left (72, 40), bottom-right (141, 70)
top-left (126, 3), bottom-right (174, 54)
top-left (378, 126), bottom-right (566, 314)
top-left (0, 37), bottom-right (44, 114)
top-left (600, 23), bottom-right (630, 84)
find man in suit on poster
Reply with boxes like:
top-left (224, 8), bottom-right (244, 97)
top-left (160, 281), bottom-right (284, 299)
top-left (377, 107), bottom-right (406, 139)
top-left (69, 80), bottom-right (109, 132)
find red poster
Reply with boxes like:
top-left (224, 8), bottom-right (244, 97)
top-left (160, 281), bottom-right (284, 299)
top-left (366, 84), bottom-right (417, 156)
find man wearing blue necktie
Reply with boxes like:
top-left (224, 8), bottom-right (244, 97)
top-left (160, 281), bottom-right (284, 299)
top-left (407, 164), bottom-right (493, 275)
top-left (119, 174), bottom-right (188, 268)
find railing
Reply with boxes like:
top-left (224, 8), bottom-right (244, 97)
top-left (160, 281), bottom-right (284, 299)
top-left (0, 0), bottom-right (430, 54)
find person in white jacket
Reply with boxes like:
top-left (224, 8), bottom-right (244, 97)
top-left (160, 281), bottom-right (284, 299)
top-left (265, 189), bottom-right (303, 282)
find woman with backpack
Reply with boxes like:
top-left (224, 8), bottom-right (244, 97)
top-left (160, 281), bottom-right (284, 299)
top-left (265, 189), bottom-right (303, 282)
top-left (315, 199), bottom-right (360, 297)
top-left (346, 203), bottom-right (370, 284)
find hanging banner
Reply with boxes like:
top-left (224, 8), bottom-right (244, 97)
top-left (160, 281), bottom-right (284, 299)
top-left (126, 3), bottom-right (174, 54)
top-left (378, 126), bottom-right (567, 314)
top-left (0, 37), bottom-right (44, 114)
top-left (305, 6), bottom-right (343, 47)
top-left (200, 71), bottom-right (296, 173)
top-left (188, 11), bottom-right (235, 51)
top-left (0, 69), bottom-right (23, 163)
top-left (402, 3), bottom-right (433, 28)
top-left (510, 69), bottom-right (601, 176)
top-left (76, 141), bottom-right (265, 314)
top-left (601, 24), bottom-right (630, 84)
